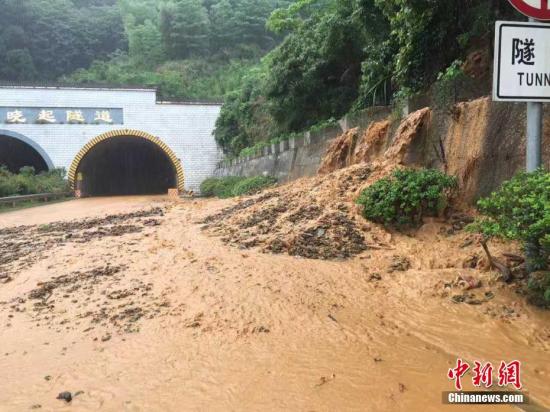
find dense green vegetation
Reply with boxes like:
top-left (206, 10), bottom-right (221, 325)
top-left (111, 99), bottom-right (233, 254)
top-left (214, 0), bottom-right (522, 156)
top-left (0, 167), bottom-right (69, 197)
top-left (200, 175), bottom-right (276, 198)
top-left (0, 0), bottom-right (286, 100)
top-left (0, 0), bottom-right (125, 81)
top-left (469, 170), bottom-right (550, 304)
top-left (0, 0), bottom-right (523, 153)
top-left (356, 168), bottom-right (457, 228)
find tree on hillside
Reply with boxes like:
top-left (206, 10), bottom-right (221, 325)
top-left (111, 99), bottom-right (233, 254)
top-left (0, 0), bottom-right (125, 81)
top-left (264, 0), bottom-right (366, 132)
top-left (127, 20), bottom-right (166, 67)
top-left (160, 0), bottom-right (210, 59)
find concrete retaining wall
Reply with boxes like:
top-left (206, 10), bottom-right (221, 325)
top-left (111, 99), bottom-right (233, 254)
top-left (214, 108), bottom-right (392, 182)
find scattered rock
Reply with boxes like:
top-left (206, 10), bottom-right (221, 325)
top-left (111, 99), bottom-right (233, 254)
top-left (451, 293), bottom-right (485, 305)
top-left (0, 208), bottom-right (165, 280)
top-left (388, 256), bottom-right (411, 273)
top-left (455, 274), bottom-right (482, 290)
top-left (56, 392), bottom-right (72, 403)
top-left (252, 326), bottom-right (270, 333)
top-left (316, 374), bottom-right (336, 387)
top-left (369, 273), bottom-right (382, 282)
top-left (462, 254), bottom-right (479, 269)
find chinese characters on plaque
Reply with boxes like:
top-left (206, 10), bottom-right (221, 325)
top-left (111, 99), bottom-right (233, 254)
top-left (0, 107), bottom-right (123, 125)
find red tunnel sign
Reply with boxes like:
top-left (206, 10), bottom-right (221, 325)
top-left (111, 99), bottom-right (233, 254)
top-left (508, 0), bottom-right (550, 20)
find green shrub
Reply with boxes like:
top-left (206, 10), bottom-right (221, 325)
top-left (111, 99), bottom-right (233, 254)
top-left (212, 176), bottom-right (245, 199)
top-left (200, 175), bottom-right (276, 198)
top-left (232, 176), bottom-right (277, 197)
top-left (528, 272), bottom-right (550, 305)
top-left (0, 166), bottom-right (68, 197)
top-left (200, 176), bottom-right (244, 198)
top-left (200, 177), bottom-right (223, 197)
top-left (468, 169), bottom-right (550, 304)
top-left (356, 168), bottom-right (457, 227)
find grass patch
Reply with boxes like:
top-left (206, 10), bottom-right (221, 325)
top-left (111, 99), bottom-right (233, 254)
top-left (200, 176), bottom-right (277, 198)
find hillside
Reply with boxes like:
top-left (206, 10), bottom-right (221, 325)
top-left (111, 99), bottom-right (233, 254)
top-left (0, 0), bottom-right (287, 100)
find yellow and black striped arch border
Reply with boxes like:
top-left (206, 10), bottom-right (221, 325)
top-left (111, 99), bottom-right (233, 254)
top-left (68, 129), bottom-right (185, 193)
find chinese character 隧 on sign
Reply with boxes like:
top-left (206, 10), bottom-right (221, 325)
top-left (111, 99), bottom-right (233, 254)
top-left (512, 38), bottom-right (535, 65)
top-left (66, 110), bottom-right (86, 124)
top-left (6, 110), bottom-right (26, 124)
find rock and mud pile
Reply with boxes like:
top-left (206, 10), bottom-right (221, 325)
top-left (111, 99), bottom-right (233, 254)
top-left (201, 164), bottom-right (375, 259)
top-left (202, 109), bottom-right (433, 260)
top-left (199, 158), bottom-right (416, 260)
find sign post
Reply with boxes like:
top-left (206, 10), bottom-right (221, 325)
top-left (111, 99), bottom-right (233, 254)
top-left (498, 1), bottom-right (549, 272)
top-left (527, 18), bottom-right (543, 172)
top-left (493, 15), bottom-right (550, 171)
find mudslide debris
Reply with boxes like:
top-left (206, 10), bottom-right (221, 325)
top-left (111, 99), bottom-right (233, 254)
top-left (201, 164), bottom-right (375, 259)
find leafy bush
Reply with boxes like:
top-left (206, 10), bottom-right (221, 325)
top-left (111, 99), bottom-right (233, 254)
top-left (468, 170), bottom-right (550, 303)
top-left (213, 176), bottom-right (245, 199)
top-left (232, 176), bottom-right (277, 196)
top-left (200, 176), bottom-right (244, 198)
top-left (0, 167), bottom-right (68, 197)
top-left (199, 177), bottom-right (223, 197)
top-left (356, 168), bottom-right (457, 227)
top-left (200, 175), bottom-right (276, 198)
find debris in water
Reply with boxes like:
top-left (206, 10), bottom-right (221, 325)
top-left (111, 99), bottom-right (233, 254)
top-left (388, 256), bottom-right (411, 273)
top-left (56, 392), bottom-right (72, 403)
top-left (316, 374), bottom-right (336, 387)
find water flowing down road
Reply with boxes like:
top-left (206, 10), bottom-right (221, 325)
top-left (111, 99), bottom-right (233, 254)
top-left (0, 196), bottom-right (549, 411)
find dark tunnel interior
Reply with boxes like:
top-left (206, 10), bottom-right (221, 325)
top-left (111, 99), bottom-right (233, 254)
top-left (77, 137), bottom-right (177, 196)
top-left (0, 135), bottom-right (49, 173)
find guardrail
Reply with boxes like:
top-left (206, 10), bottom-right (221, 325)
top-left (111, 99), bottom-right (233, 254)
top-left (0, 192), bottom-right (73, 208)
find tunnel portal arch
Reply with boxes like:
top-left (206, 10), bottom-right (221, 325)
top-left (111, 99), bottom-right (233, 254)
top-left (0, 130), bottom-right (54, 173)
top-left (68, 129), bottom-right (185, 196)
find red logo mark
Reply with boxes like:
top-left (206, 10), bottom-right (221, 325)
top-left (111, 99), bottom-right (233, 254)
top-left (448, 358), bottom-right (470, 391)
top-left (498, 360), bottom-right (523, 390)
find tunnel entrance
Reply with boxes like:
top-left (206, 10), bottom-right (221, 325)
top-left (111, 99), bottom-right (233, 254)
top-left (0, 134), bottom-right (49, 173)
top-left (77, 136), bottom-right (178, 196)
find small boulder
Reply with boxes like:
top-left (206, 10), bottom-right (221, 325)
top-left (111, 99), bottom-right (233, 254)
top-left (56, 392), bottom-right (72, 403)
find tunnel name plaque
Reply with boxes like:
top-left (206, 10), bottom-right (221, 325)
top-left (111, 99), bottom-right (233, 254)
top-left (0, 107), bottom-right (123, 125)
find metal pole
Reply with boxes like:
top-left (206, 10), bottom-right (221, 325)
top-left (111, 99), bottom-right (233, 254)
top-left (526, 18), bottom-right (543, 172)
top-left (526, 101), bottom-right (543, 171)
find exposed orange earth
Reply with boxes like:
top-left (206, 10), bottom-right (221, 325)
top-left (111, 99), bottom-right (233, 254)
top-left (0, 191), bottom-right (548, 411)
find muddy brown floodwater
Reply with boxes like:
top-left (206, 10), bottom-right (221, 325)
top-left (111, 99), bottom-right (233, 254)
top-left (0, 196), bottom-right (549, 412)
